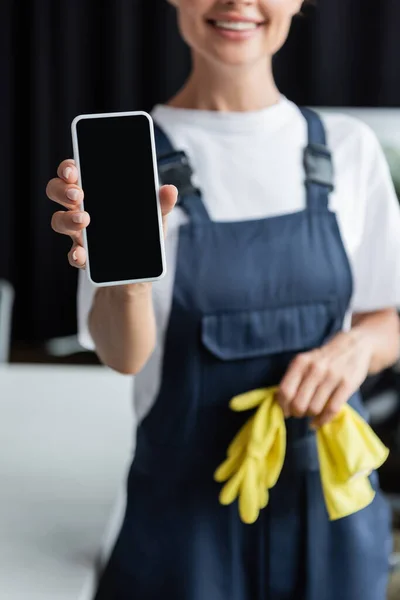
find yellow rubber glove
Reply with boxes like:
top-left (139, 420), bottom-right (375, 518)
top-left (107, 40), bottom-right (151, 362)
top-left (214, 387), bottom-right (286, 524)
top-left (316, 403), bottom-right (389, 520)
top-left (215, 387), bottom-right (389, 524)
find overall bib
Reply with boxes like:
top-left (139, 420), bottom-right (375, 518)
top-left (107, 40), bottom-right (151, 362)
top-left (96, 108), bottom-right (392, 600)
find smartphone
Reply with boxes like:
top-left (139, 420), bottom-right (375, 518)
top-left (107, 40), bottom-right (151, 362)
top-left (71, 111), bottom-right (166, 287)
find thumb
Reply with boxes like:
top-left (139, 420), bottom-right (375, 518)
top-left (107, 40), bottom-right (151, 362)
top-left (159, 184), bottom-right (178, 235)
top-left (159, 184), bottom-right (178, 217)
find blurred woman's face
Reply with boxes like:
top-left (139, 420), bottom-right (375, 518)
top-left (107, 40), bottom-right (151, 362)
top-left (168, 1), bottom-right (303, 67)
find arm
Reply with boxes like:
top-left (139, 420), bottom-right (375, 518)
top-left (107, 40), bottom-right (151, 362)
top-left (47, 158), bottom-right (177, 375)
top-left (351, 308), bottom-right (400, 375)
top-left (87, 180), bottom-right (178, 374)
top-left (277, 123), bottom-right (400, 427)
top-left (88, 283), bottom-right (156, 375)
top-left (88, 180), bottom-right (177, 375)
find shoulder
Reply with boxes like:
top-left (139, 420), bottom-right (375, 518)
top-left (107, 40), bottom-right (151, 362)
top-left (316, 109), bottom-right (382, 159)
top-left (313, 109), bottom-right (391, 198)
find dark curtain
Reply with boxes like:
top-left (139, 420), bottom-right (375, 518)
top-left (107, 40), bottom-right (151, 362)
top-left (2, 0), bottom-right (400, 343)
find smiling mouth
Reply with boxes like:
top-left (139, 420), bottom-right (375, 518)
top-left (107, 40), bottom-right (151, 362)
top-left (207, 20), bottom-right (266, 32)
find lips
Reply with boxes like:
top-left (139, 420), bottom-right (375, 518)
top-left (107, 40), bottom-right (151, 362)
top-left (207, 19), bottom-right (266, 31)
top-left (205, 19), bottom-right (266, 41)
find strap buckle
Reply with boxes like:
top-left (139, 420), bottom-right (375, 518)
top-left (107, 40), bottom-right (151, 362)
top-left (158, 151), bottom-right (199, 197)
top-left (304, 143), bottom-right (334, 192)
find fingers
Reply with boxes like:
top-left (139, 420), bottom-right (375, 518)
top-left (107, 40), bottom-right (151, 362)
top-left (57, 159), bottom-right (78, 184)
top-left (49, 172), bottom-right (177, 272)
top-left (289, 367), bottom-right (321, 418)
top-left (52, 209), bottom-right (87, 269)
top-left (277, 350), bottom-right (340, 421)
top-left (46, 176), bottom-right (84, 209)
top-left (311, 383), bottom-right (349, 428)
top-left (47, 159), bottom-right (82, 209)
top-left (307, 374), bottom-right (338, 418)
top-left (289, 358), bottom-right (336, 418)
top-left (48, 160), bottom-right (86, 269)
top-left (277, 331), bottom-right (362, 426)
top-left (68, 243), bottom-right (87, 269)
top-left (277, 353), bottom-right (310, 417)
top-left (51, 210), bottom-right (90, 238)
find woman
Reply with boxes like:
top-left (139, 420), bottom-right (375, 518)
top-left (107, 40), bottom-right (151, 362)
top-left (46, 1), bottom-right (400, 598)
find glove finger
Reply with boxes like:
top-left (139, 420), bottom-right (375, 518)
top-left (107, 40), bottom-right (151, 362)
top-left (227, 418), bottom-right (253, 457)
top-left (214, 448), bottom-right (245, 482)
top-left (239, 458), bottom-right (260, 524)
top-left (230, 389), bottom-right (267, 412)
top-left (219, 463), bottom-right (246, 505)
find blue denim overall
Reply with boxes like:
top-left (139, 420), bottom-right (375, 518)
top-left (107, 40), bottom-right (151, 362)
top-left (95, 108), bottom-right (392, 600)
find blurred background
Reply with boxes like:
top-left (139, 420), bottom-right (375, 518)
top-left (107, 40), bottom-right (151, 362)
top-left (2, 0), bottom-right (400, 353)
top-left (1, 0), bottom-right (400, 598)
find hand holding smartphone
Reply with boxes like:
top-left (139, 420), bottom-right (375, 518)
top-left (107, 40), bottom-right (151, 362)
top-left (71, 111), bottom-right (167, 287)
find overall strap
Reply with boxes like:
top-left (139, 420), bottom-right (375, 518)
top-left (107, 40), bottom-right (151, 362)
top-left (299, 107), bottom-right (334, 211)
top-left (153, 122), bottom-right (211, 223)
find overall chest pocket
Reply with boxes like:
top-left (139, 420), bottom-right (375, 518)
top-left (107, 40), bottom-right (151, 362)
top-left (199, 301), bottom-right (342, 407)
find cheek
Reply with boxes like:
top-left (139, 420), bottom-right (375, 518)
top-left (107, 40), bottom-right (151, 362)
top-left (265, 0), bottom-right (301, 10)
top-left (267, 18), bottom-right (293, 54)
top-left (263, 0), bottom-right (302, 25)
top-left (262, 0), bottom-right (298, 53)
top-left (176, 4), bottom-right (208, 50)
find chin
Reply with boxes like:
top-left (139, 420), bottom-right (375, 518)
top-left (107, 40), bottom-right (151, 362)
top-left (206, 48), bottom-right (269, 68)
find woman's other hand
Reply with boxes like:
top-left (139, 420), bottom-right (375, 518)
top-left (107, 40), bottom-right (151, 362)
top-left (276, 330), bottom-right (372, 428)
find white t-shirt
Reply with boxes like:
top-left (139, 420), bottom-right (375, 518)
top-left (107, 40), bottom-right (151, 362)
top-left (77, 96), bottom-right (400, 422)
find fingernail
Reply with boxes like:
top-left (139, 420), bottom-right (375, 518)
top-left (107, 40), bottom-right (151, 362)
top-left (72, 250), bottom-right (78, 261)
top-left (63, 167), bottom-right (73, 180)
top-left (66, 188), bottom-right (80, 202)
top-left (72, 213), bottom-right (84, 224)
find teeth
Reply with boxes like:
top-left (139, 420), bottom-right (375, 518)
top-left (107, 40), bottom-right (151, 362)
top-left (214, 21), bottom-right (258, 31)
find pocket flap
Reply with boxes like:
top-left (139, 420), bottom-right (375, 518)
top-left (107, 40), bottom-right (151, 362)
top-left (201, 303), bottom-right (339, 361)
